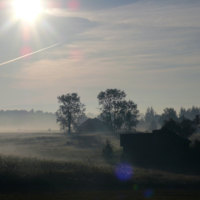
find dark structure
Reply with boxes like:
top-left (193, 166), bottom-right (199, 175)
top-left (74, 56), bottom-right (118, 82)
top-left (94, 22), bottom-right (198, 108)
top-left (78, 118), bottom-right (111, 133)
top-left (120, 129), bottom-right (191, 172)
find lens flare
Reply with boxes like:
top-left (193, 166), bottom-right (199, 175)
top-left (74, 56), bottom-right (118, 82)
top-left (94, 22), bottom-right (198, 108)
top-left (0, 1), bottom-right (6, 9)
top-left (67, 0), bottom-right (80, 10)
top-left (69, 48), bottom-right (83, 61)
top-left (144, 189), bottom-right (154, 198)
top-left (133, 184), bottom-right (138, 191)
top-left (115, 163), bottom-right (133, 182)
top-left (20, 46), bottom-right (32, 59)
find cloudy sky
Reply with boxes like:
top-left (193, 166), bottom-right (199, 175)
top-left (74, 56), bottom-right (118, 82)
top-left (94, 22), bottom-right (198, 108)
top-left (0, 0), bottom-right (200, 115)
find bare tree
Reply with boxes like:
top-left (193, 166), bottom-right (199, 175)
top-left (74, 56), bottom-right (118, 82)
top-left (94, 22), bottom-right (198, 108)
top-left (56, 93), bottom-right (85, 134)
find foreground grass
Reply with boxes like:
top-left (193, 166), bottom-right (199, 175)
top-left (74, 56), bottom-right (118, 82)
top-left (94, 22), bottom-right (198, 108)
top-left (0, 189), bottom-right (200, 200)
top-left (0, 155), bottom-right (200, 190)
top-left (0, 155), bottom-right (200, 199)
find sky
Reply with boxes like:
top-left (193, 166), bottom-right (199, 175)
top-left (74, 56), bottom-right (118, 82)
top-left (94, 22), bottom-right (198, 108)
top-left (0, 0), bottom-right (200, 115)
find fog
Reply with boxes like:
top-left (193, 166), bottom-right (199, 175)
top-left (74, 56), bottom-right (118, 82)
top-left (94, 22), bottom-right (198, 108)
top-left (0, 131), bottom-right (121, 163)
top-left (0, 110), bottom-right (99, 131)
top-left (0, 109), bottom-right (59, 131)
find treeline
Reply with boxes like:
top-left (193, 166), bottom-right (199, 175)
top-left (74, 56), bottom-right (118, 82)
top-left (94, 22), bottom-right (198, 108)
top-left (0, 90), bottom-right (200, 133)
top-left (138, 106), bottom-right (200, 132)
top-left (0, 109), bottom-right (58, 131)
top-left (55, 89), bottom-right (200, 134)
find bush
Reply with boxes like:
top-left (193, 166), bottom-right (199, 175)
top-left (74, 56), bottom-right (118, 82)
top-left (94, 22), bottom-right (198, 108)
top-left (102, 140), bottom-right (114, 161)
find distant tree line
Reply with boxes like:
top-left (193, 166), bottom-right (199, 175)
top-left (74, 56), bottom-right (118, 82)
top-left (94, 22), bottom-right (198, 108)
top-left (0, 109), bottom-right (58, 130)
top-left (2, 89), bottom-right (199, 135)
top-left (56, 90), bottom-right (200, 135)
top-left (138, 106), bottom-right (200, 135)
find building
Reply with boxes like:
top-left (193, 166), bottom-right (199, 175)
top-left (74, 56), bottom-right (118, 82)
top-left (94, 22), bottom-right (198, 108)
top-left (78, 118), bottom-right (112, 133)
top-left (120, 129), bottom-right (191, 171)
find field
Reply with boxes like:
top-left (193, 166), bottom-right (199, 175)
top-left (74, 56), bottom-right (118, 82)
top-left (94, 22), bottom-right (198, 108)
top-left (0, 131), bottom-right (199, 199)
top-left (0, 131), bottom-right (121, 162)
top-left (0, 189), bottom-right (200, 200)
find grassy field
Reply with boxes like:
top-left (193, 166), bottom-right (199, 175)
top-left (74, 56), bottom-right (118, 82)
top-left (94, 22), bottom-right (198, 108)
top-left (0, 131), bottom-right (199, 199)
top-left (0, 189), bottom-right (199, 200)
top-left (0, 154), bottom-right (200, 199)
top-left (0, 131), bottom-right (121, 162)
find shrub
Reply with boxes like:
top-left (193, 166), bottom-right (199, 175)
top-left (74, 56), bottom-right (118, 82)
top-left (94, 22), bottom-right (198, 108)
top-left (102, 140), bottom-right (114, 161)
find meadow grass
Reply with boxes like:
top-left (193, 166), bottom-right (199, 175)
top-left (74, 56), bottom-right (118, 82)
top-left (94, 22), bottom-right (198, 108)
top-left (0, 189), bottom-right (199, 200)
top-left (0, 155), bottom-right (199, 199)
top-left (0, 132), bottom-right (199, 199)
top-left (0, 155), bottom-right (200, 189)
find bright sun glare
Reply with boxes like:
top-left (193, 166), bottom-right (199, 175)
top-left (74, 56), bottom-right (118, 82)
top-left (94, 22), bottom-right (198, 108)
top-left (14, 0), bottom-right (42, 22)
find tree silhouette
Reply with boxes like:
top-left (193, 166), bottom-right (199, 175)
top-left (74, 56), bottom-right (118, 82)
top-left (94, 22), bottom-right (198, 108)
top-left (56, 93), bottom-right (85, 134)
top-left (122, 100), bottom-right (139, 132)
top-left (145, 107), bottom-right (156, 123)
top-left (97, 89), bottom-right (139, 133)
top-left (97, 89), bottom-right (126, 133)
top-left (159, 108), bottom-right (178, 125)
top-left (161, 118), bottom-right (180, 133)
top-left (179, 106), bottom-right (200, 120)
top-left (161, 115), bottom-right (199, 138)
top-left (144, 107), bottom-right (158, 131)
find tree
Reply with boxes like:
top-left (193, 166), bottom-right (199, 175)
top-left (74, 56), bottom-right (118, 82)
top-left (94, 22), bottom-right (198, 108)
top-left (56, 93), bottom-right (86, 134)
top-left (122, 100), bottom-right (139, 132)
top-left (179, 107), bottom-right (187, 118)
top-left (161, 115), bottom-right (199, 138)
top-left (97, 89), bottom-right (126, 133)
top-left (193, 115), bottom-right (200, 128)
top-left (161, 118), bottom-right (180, 133)
top-left (145, 107), bottom-right (156, 123)
top-left (144, 107), bottom-right (158, 131)
top-left (159, 108), bottom-right (178, 126)
top-left (97, 89), bottom-right (139, 133)
top-left (179, 118), bottom-right (196, 138)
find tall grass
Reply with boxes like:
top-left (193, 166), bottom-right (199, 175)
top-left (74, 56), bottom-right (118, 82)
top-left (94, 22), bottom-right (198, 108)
top-left (0, 155), bottom-right (200, 190)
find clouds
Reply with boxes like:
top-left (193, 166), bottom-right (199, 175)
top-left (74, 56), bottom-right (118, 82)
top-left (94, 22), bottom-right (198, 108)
top-left (1, 0), bottom-right (200, 114)
top-left (44, 0), bottom-right (139, 11)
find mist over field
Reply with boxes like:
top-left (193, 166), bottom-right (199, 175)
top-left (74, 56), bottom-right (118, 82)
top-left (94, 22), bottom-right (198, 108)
top-left (0, 110), bottom-right (98, 131)
top-left (0, 131), bottom-right (121, 163)
top-left (0, 110), bottom-right (57, 131)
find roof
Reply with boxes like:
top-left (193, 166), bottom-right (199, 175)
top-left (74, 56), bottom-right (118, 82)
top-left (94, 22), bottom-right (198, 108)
top-left (120, 129), bottom-right (191, 147)
top-left (78, 118), bottom-right (111, 133)
top-left (153, 129), bottom-right (191, 144)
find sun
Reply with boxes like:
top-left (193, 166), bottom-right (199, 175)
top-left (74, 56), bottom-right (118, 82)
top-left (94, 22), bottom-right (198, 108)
top-left (14, 0), bottom-right (42, 22)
